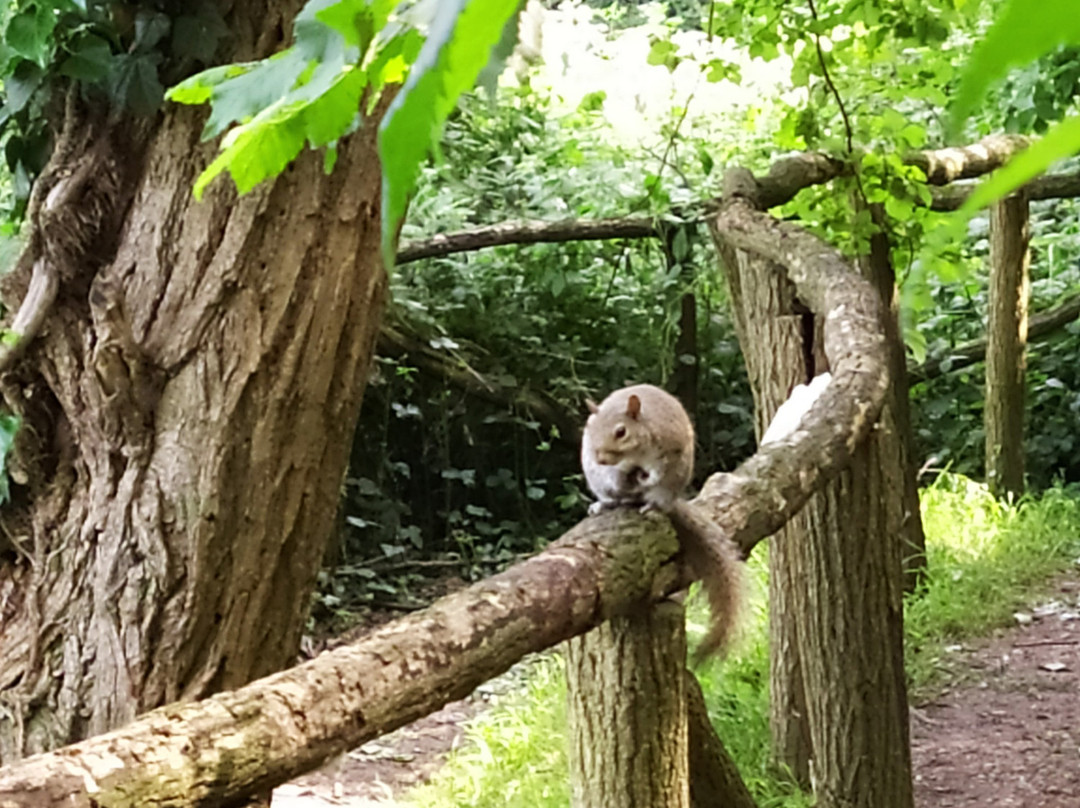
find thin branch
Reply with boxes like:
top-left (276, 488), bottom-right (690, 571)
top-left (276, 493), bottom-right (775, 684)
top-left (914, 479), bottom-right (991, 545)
top-left (377, 322), bottom-right (581, 442)
top-left (806, 0), bottom-right (854, 155)
top-left (908, 291), bottom-right (1080, 384)
top-left (1013, 639), bottom-right (1080, 648)
top-left (395, 154), bottom-right (1080, 267)
top-left (0, 258), bottom-right (59, 376)
top-left (396, 215), bottom-right (662, 264)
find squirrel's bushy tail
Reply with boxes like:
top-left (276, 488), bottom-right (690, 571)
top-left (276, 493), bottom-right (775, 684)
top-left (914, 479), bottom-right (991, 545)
top-left (668, 501), bottom-right (746, 664)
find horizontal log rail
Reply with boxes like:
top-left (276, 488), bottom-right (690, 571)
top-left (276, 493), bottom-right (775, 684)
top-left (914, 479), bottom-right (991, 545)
top-left (396, 135), bottom-right (1053, 264)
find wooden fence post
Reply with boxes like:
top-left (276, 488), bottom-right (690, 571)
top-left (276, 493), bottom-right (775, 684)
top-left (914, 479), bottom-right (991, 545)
top-left (985, 192), bottom-right (1031, 498)
top-left (565, 601), bottom-right (690, 808)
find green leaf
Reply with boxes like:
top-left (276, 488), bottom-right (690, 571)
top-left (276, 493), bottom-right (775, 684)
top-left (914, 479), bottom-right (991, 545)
top-left (59, 33), bottom-right (114, 81)
top-left (5, 6), bottom-right (54, 66)
top-left (962, 114), bottom-right (1080, 212)
top-left (194, 103), bottom-right (308, 198)
top-left (105, 54), bottom-right (165, 116)
top-left (315, 0), bottom-right (392, 51)
top-left (171, 9), bottom-right (230, 63)
top-left (302, 66), bottom-right (366, 147)
top-left (133, 9), bottom-right (171, 53)
top-left (167, 63), bottom-right (242, 106)
top-left (646, 38), bottom-right (678, 71)
top-left (294, 0), bottom-right (351, 61)
top-left (378, 0), bottom-right (520, 265)
top-left (884, 195), bottom-right (914, 222)
top-left (475, 1), bottom-right (523, 98)
top-left (202, 51), bottom-right (307, 139)
top-left (5, 60), bottom-right (44, 113)
top-left (951, 0), bottom-right (1080, 131)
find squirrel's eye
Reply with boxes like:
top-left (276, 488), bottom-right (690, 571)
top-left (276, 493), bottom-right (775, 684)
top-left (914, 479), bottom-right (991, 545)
top-left (614, 425), bottom-right (627, 439)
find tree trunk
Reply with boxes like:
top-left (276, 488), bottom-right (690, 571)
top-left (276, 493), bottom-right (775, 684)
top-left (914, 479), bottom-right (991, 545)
top-left (0, 0), bottom-right (389, 760)
top-left (673, 290), bottom-right (699, 418)
top-left (715, 237), bottom-right (814, 786)
top-left (857, 203), bottom-right (926, 591)
top-left (686, 669), bottom-right (758, 808)
top-left (788, 443), bottom-right (912, 808)
top-left (565, 600), bottom-right (689, 808)
top-left (985, 192), bottom-right (1030, 499)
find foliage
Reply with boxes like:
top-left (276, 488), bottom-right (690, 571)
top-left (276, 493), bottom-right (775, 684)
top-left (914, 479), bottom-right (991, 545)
top-left (951, 0), bottom-right (1080, 129)
top-left (338, 88), bottom-right (756, 567)
top-left (910, 192), bottom-right (1080, 487)
top-left (335, 0), bottom-right (1080, 577)
top-left (166, 0), bottom-right (519, 260)
top-left (953, 0), bottom-right (1080, 210)
top-left (995, 46), bottom-right (1080, 135)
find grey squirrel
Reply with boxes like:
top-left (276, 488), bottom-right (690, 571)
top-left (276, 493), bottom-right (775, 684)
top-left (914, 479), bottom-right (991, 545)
top-left (581, 384), bottom-right (744, 661)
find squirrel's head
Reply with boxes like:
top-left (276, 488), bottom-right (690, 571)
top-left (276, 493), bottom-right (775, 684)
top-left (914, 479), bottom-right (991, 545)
top-left (587, 392), bottom-right (649, 467)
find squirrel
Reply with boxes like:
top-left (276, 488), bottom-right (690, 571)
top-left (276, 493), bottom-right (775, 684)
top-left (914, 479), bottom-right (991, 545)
top-left (581, 384), bottom-right (744, 662)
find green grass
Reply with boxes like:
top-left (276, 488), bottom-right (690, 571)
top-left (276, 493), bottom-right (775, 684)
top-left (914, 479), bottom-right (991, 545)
top-left (905, 474), bottom-right (1080, 694)
top-left (403, 475), bottom-right (1080, 807)
top-left (407, 658), bottom-right (570, 808)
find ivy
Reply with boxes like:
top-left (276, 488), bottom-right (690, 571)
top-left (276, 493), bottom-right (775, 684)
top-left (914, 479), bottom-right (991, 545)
top-left (0, 1), bottom-right (229, 217)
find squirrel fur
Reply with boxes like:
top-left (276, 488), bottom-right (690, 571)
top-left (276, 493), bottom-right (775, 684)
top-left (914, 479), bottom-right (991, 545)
top-left (581, 384), bottom-right (744, 661)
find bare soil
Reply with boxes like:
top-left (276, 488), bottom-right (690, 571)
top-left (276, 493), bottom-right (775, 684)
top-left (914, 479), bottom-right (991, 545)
top-left (911, 579), bottom-right (1080, 808)
top-left (274, 580), bottom-right (1080, 807)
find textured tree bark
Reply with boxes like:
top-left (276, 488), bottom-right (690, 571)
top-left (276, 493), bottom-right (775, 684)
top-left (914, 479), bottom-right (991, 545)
top-left (789, 446), bottom-right (913, 808)
top-left (858, 203), bottom-right (926, 591)
top-left (702, 173), bottom-right (889, 555)
top-left (985, 193), bottom-right (1030, 498)
top-left (685, 669), bottom-right (758, 808)
top-left (0, 0), bottom-right (389, 760)
top-left (714, 236), bottom-right (813, 786)
top-left (566, 600), bottom-right (689, 808)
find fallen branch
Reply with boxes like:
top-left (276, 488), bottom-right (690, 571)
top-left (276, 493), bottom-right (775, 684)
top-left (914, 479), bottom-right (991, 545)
top-left (376, 321), bottom-right (581, 442)
top-left (0, 510), bottom-right (684, 807)
top-left (1013, 639), bottom-right (1080, 648)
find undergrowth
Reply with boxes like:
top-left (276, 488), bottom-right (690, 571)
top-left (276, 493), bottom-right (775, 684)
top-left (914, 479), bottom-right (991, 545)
top-left (405, 475), bottom-right (1080, 807)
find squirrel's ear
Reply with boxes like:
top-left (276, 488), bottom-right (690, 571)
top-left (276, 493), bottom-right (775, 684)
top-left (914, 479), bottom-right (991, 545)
top-left (627, 394), bottom-right (641, 418)
top-left (586, 398), bottom-right (599, 414)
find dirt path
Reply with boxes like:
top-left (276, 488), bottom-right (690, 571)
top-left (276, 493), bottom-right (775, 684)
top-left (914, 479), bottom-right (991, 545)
top-left (274, 581), bottom-right (1080, 807)
top-left (911, 579), bottom-right (1080, 808)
